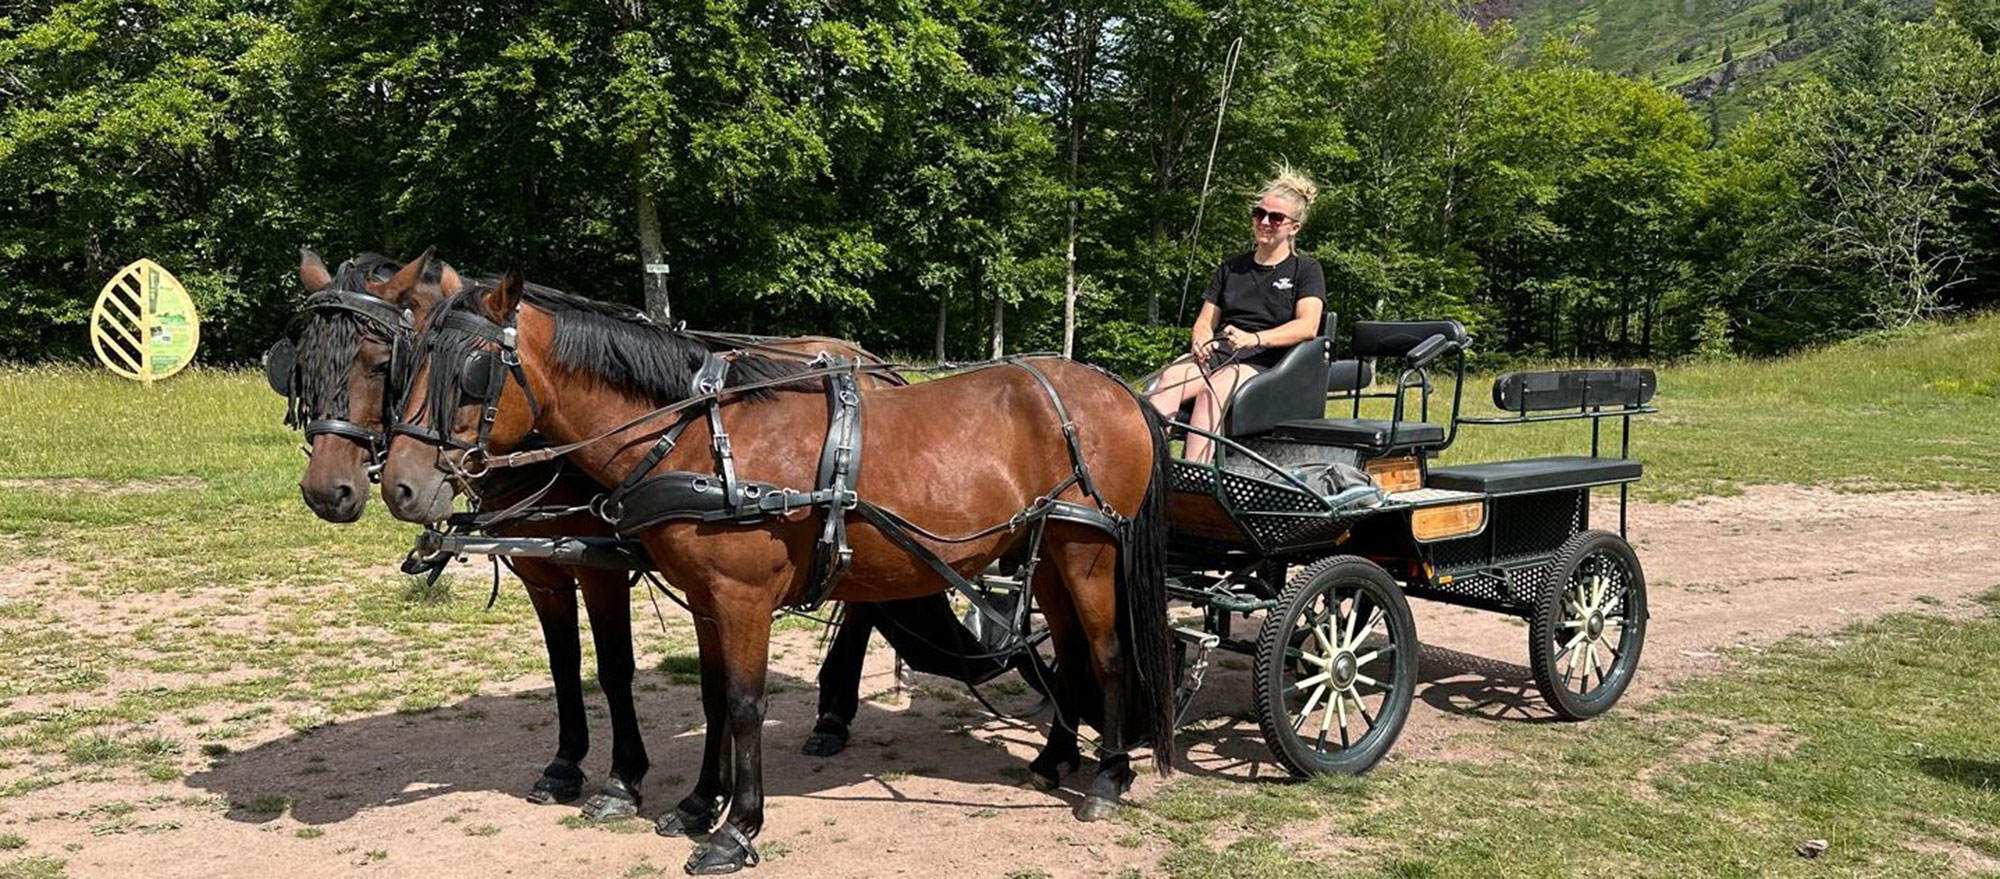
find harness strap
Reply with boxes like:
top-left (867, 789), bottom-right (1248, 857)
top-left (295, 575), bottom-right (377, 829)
top-left (799, 365), bottom-right (862, 611)
top-left (472, 360), bottom-right (905, 472)
top-left (851, 501), bottom-right (1017, 633)
top-left (1003, 358), bottom-right (1109, 513)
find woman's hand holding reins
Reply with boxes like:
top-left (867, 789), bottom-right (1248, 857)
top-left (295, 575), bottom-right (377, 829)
top-left (1219, 324), bottom-right (1261, 352)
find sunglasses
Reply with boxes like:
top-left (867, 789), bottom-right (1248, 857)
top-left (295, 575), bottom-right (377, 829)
top-left (1250, 206), bottom-right (1293, 225)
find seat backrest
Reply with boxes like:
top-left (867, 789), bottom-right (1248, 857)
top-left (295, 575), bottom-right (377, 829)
top-left (1493, 368), bottom-right (1657, 413)
top-left (1222, 313), bottom-right (1334, 437)
top-left (1351, 320), bottom-right (1470, 359)
top-left (1328, 359), bottom-right (1374, 393)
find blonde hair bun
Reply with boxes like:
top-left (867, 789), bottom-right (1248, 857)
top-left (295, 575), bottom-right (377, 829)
top-left (1262, 164), bottom-right (1319, 222)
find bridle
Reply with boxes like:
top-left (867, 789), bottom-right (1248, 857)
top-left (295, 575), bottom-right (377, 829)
top-left (265, 280), bottom-right (415, 480)
top-left (388, 303), bottom-right (544, 480)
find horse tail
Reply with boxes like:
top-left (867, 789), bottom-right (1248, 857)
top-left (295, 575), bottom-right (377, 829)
top-left (1118, 399), bottom-right (1176, 774)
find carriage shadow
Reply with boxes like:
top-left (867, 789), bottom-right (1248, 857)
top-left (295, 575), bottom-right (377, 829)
top-left (183, 667), bottom-right (1066, 826)
top-left (1414, 643), bottom-right (1558, 725)
top-left (1164, 639), bottom-right (1559, 783)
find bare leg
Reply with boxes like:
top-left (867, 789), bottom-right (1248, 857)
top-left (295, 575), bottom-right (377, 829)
top-left (1182, 364), bottom-right (1258, 463)
top-left (1147, 358), bottom-right (1206, 418)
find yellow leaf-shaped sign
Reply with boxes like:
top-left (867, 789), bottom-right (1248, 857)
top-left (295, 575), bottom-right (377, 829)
top-left (91, 259), bottom-right (200, 383)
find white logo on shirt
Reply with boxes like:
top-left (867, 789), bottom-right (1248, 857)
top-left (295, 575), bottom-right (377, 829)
top-left (1274, 277), bottom-right (1294, 291)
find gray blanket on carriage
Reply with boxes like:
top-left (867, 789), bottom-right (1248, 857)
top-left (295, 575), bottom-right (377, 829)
top-left (1295, 461), bottom-right (1385, 510)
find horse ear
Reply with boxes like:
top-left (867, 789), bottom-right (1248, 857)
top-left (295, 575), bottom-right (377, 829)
top-left (487, 270), bottom-right (525, 322)
top-left (299, 247), bottom-right (332, 292)
top-left (405, 248), bottom-right (454, 312)
top-left (377, 246), bottom-right (437, 303)
top-left (437, 261), bottom-right (465, 296)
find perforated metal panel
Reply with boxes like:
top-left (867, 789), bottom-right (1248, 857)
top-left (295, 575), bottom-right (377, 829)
top-left (1427, 490), bottom-right (1584, 574)
top-left (1170, 458), bottom-right (1359, 551)
top-left (1171, 460), bottom-right (1215, 495)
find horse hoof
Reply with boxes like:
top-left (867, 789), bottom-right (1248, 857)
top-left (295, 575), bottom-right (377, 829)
top-left (1074, 796), bottom-right (1120, 822)
top-left (1027, 755), bottom-right (1078, 791)
top-left (527, 770), bottom-right (587, 806)
top-left (580, 788), bottom-right (640, 822)
top-left (684, 830), bottom-right (760, 874)
top-left (800, 730), bottom-right (847, 757)
top-left (656, 807), bottom-right (715, 839)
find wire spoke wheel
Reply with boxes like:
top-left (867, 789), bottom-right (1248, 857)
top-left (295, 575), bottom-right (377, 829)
top-left (1254, 556), bottom-right (1416, 777)
top-left (1530, 530), bottom-right (1648, 720)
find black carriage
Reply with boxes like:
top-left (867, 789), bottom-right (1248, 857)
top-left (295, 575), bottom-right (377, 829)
top-left (1155, 315), bottom-right (1657, 776)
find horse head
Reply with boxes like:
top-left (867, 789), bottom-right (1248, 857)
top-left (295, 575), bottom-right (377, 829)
top-left (279, 246), bottom-right (461, 522)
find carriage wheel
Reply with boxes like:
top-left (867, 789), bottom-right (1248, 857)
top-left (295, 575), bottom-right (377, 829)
top-left (1529, 530), bottom-right (1648, 720)
top-left (1253, 556), bottom-right (1417, 777)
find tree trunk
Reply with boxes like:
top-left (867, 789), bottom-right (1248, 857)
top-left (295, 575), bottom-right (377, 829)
top-left (990, 293), bottom-right (1005, 359)
top-left (636, 168), bottom-right (671, 324)
top-left (935, 292), bottom-right (949, 362)
top-left (1060, 9), bottom-right (1098, 359)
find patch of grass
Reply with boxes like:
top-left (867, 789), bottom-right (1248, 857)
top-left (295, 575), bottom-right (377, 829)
top-left (462, 824), bottom-right (501, 837)
top-left (0, 856), bottom-right (66, 879)
top-left (294, 828), bottom-right (324, 840)
top-left (0, 836), bottom-right (22, 851)
top-left (232, 794), bottom-right (290, 817)
top-left (1142, 588), bottom-right (2000, 876)
top-left (656, 654), bottom-right (701, 686)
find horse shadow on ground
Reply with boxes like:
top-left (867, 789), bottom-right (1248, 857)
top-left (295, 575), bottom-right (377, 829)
top-left (184, 635), bottom-right (1561, 817)
top-left (183, 664), bottom-right (1077, 826)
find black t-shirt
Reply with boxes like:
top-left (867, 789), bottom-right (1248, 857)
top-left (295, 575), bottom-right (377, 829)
top-left (1202, 250), bottom-right (1327, 368)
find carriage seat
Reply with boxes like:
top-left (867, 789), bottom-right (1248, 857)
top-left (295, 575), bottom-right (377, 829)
top-left (1266, 418), bottom-right (1446, 455)
top-left (1426, 456), bottom-right (1641, 495)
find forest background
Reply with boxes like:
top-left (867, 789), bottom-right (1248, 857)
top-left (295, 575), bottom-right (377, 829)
top-left (3, 0), bottom-right (1998, 375)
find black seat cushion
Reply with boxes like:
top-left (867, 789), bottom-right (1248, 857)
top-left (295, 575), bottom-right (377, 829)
top-left (1270, 418), bottom-right (1445, 453)
top-left (1427, 456), bottom-right (1641, 494)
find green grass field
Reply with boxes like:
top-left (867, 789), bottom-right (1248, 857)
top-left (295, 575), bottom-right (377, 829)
top-left (0, 313), bottom-right (1997, 877)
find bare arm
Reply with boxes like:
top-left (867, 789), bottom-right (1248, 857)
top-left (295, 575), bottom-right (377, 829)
top-left (1219, 297), bottom-right (1324, 350)
top-left (1190, 301), bottom-right (1221, 357)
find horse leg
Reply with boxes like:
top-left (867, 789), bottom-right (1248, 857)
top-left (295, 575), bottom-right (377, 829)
top-left (655, 616), bottom-right (731, 838)
top-left (1049, 533), bottom-right (1136, 822)
top-left (578, 570), bottom-right (647, 820)
top-left (687, 591), bottom-right (777, 875)
top-left (518, 561), bottom-right (589, 806)
top-left (803, 602), bottom-right (872, 757)
top-left (1025, 565), bottom-right (1085, 791)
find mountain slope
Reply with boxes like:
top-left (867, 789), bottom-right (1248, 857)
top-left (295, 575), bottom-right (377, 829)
top-left (1467, 0), bottom-right (1935, 115)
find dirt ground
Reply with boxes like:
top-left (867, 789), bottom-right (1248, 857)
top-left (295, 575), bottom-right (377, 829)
top-left (5, 484), bottom-right (1998, 879)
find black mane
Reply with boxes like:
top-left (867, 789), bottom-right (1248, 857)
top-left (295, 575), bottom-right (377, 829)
top-left (291, 253), bottom-right (404, 426)
top-left (436, 282), bottom-right (810, 405)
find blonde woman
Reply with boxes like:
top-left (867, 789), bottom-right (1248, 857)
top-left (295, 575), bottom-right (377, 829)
top-left (1150, 167), bottom-right (1327, 462)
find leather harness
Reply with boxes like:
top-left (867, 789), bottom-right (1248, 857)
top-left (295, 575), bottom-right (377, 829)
top-left (405, 303), bottom-right (1128, 615)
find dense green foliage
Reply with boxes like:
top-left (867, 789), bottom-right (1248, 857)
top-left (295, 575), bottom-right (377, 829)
top-left (1, 0), bottom-right (1995, 366)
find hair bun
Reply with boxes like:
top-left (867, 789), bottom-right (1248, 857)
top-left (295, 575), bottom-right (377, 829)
top-left (1269, 164), bottom-right (1319, 207)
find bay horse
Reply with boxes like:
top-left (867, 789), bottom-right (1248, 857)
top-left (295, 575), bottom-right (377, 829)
top-left (274, 249), bottom-right (913, 822)
top-left (378, 274), bottom-right (1174, 874)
